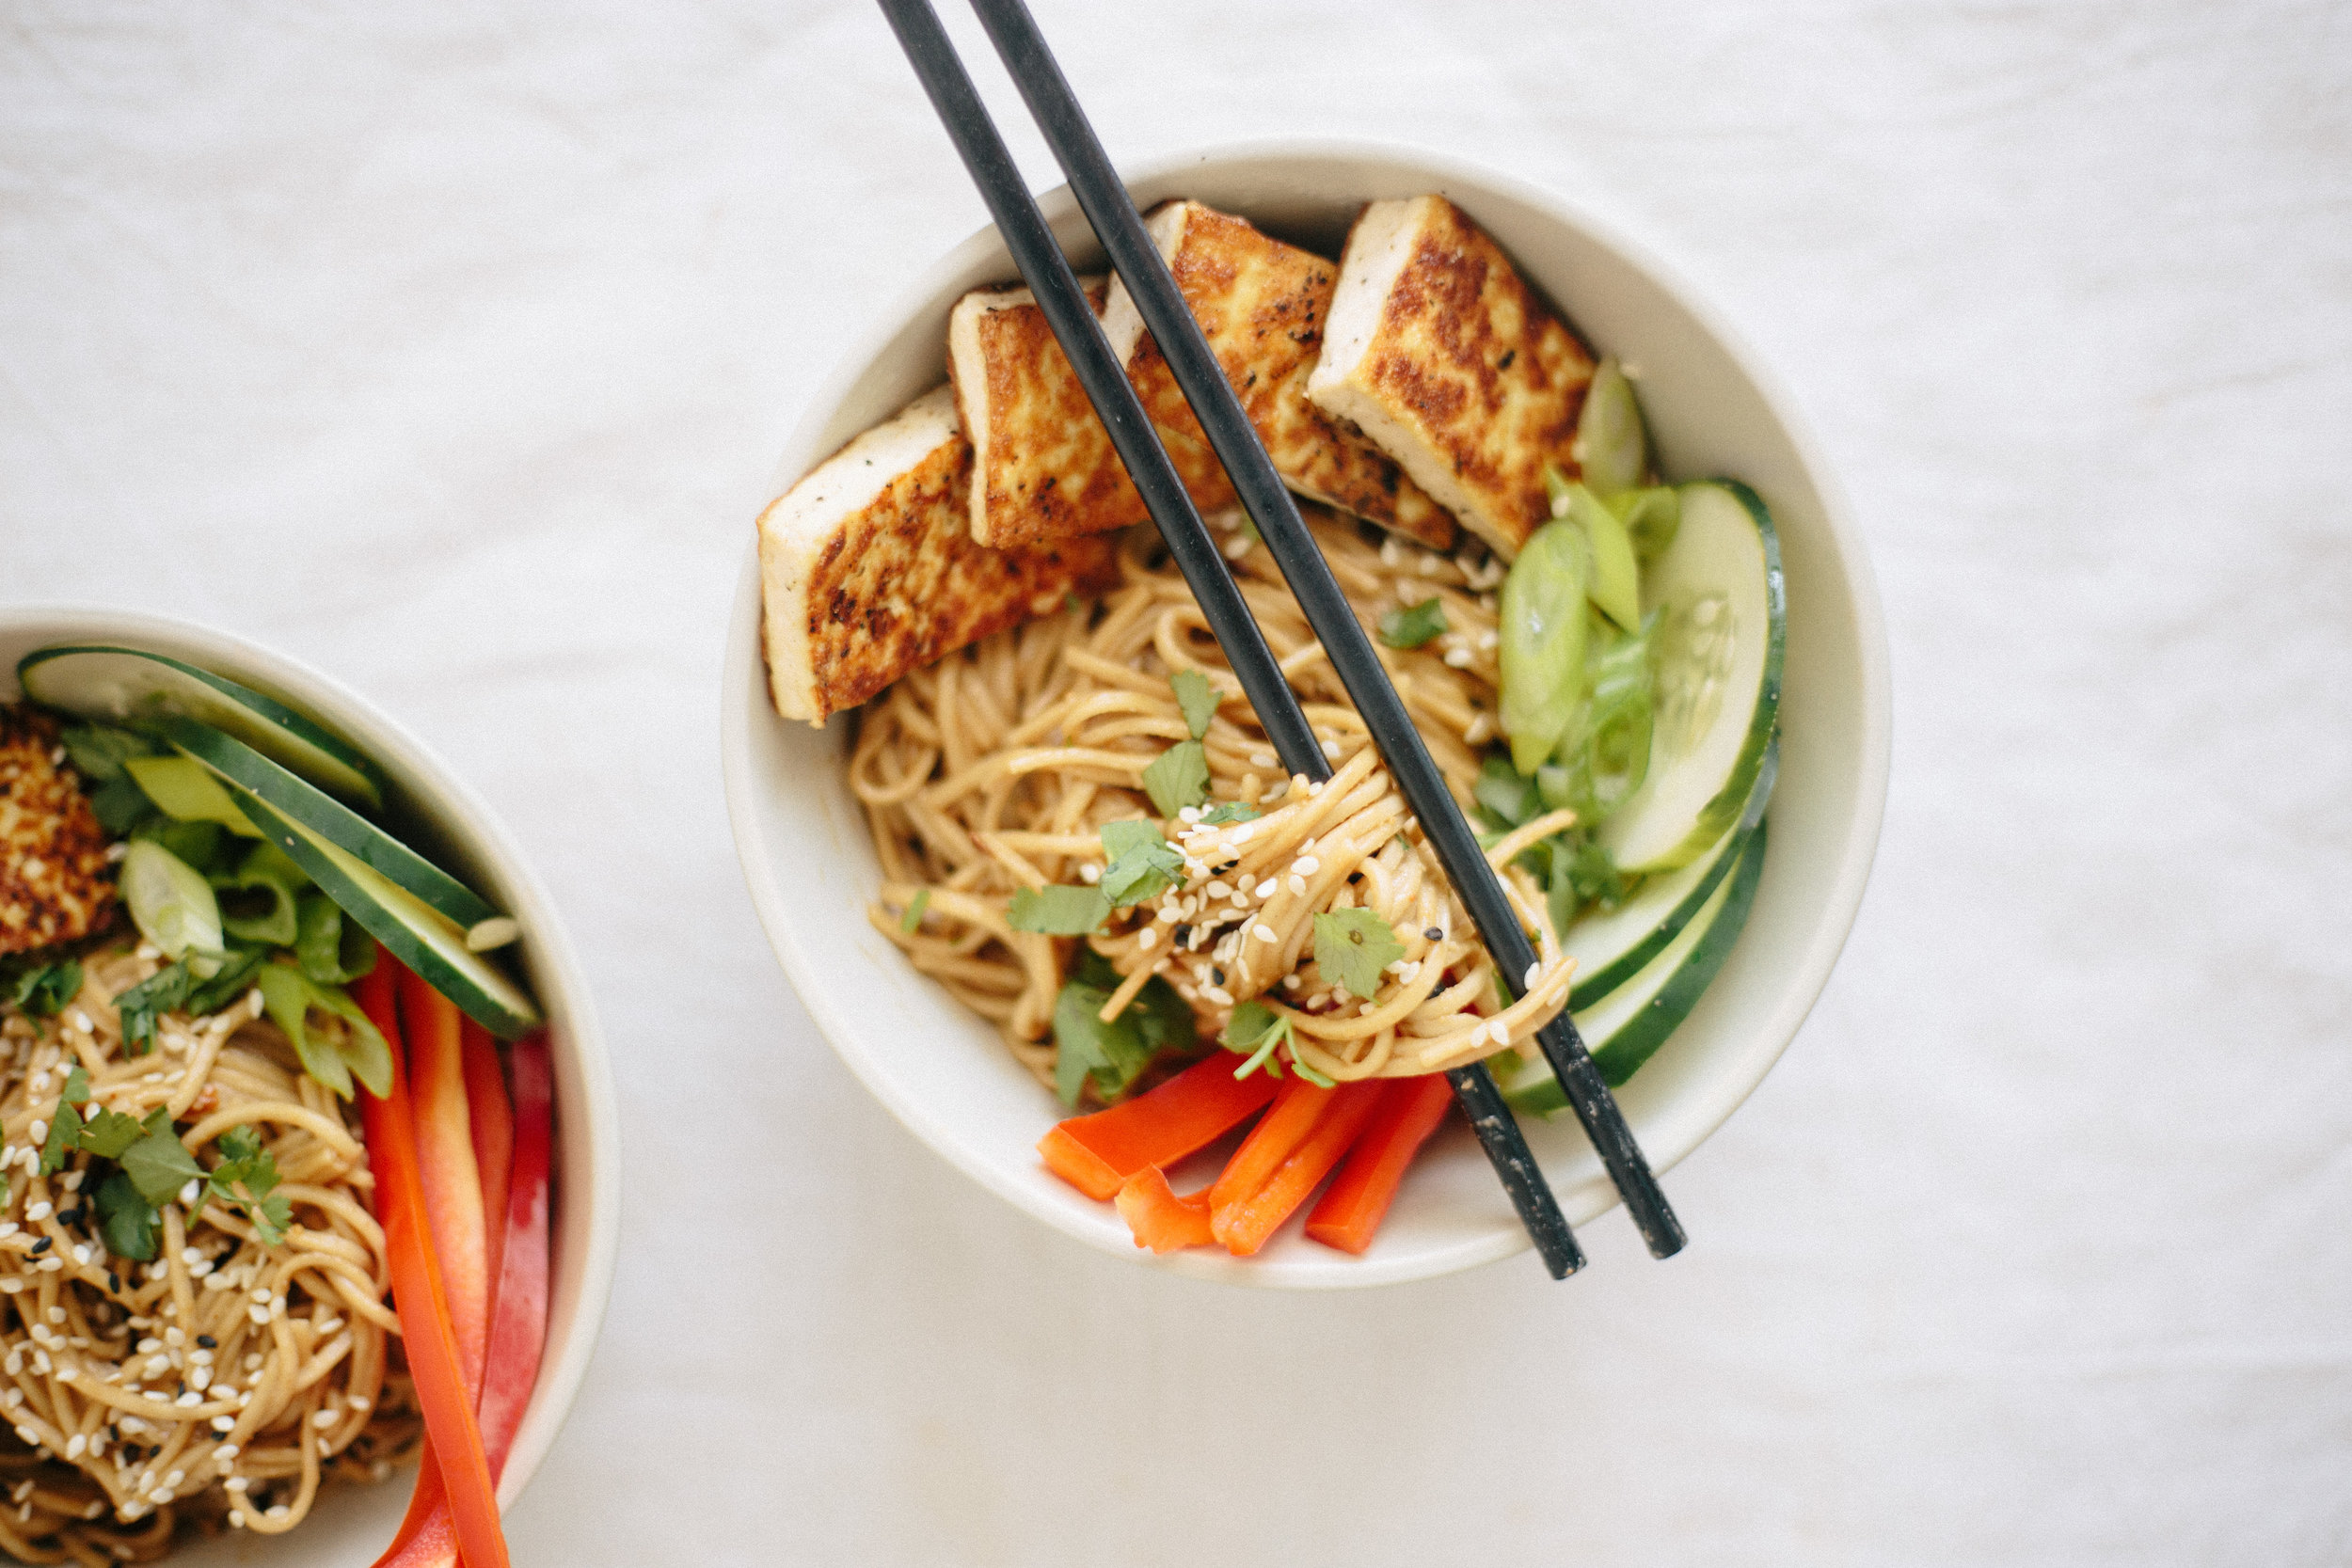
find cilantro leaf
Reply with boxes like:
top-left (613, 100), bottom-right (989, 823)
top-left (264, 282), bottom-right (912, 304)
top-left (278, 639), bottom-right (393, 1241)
top-left (59, 723), bottom-right (157, 784)
top-left (1312, 909), bottom-right (1405, 1001)
top-left (1197, 801), bottom-right (1262, 825)
top-left (89, 773), bottom-right (157, 835)
top-left (1007, 885), bottom-right (1111, 937)
top-left (114, 962), bottom-right (194, 1055)
top-left (1097, 820), bottom-right (1184, 908)
top-left (6, 960), bottom-right (82, 1018)
top-left (897, 888), bottom-right (930, 935)
top-left (1170, 669), bottom-right (1218, 740)
top-left (1141, 740), bottom-right (1211, 817)
top-left (208, 1129), bottom-right (289, 1246)
top-left (1378, 597), bottom-right (1449, 650)
top-left (1050, 949), bottom-right (1199, 1107)
top-left (77, 1107), bottom-right (148, 1161)
top-left (40, 1101), bottom-right (82, 1177)
top-left (93, 1171), bottom-right (157, 1262)
top-left (120, 1125), bottom-right (204, 1208)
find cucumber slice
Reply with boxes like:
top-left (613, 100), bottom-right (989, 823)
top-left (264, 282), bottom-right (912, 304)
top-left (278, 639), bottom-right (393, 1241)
top-left (1504, 819), bottom-right (1768, 1112)
top-left (1597, 481), bottom-right (1784, 873)
top-left (154, 715), bottom-right (499, 930)
top-left (1564, 739), bottom-right (1775, 1010)
top-left (229, 786), bottom-right (540, 1039)
top-left (18, 645), bottom-right (386, 810)
top-left (1593, 818), bottom-right (1768, 1087)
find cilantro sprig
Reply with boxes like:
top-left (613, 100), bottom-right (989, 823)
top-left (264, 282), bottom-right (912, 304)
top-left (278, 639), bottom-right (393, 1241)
top-left (1143, 671), bottom-right (1219, 816)
top-left (5, 960), bottom-right (83, 1019)
top-left (1220, 999), bottom-right (1334, 1086)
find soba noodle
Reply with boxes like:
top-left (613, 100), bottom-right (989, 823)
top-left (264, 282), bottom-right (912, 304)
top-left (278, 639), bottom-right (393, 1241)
top-left (0, 949), bottom-right (417, 1564)
top-left (853, 506), bottom-right (1578, 1095)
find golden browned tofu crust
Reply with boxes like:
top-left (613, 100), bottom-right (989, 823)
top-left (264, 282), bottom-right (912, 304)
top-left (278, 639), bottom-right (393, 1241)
top-left (1126, 203), bottom-right (1457, 553)
top-left (953, 279), bottom-right (1225, 548)
top-left (0, 705), bottom-right (116, 958)
top-left (1332, 197), bottom-right (1597, 554)
top-left (774, 420), bottom-right (1122, 721)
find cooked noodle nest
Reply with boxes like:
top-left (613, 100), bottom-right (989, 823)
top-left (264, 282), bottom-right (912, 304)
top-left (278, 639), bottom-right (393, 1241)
top-left (0, 950), bottom-right (418, 1564)
top-left (853, 507), bottom-right (1580, 1096)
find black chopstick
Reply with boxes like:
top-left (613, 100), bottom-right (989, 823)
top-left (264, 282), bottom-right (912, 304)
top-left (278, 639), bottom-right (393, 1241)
top-left (966, 0), bottom-right (1687, 1260)
top-left (876, 0), bottom-right (1584, 1279)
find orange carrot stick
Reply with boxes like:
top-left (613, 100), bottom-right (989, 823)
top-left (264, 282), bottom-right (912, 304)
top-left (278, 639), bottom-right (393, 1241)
top-left (1113, 1168), bottom-right (1214, 1252)
top-left (1039, 1054), bottom-right (1279, 1200)
top-left (1306, 1075), bottom-right (1456, 1255)
top-left (1214, 1080), bottom-right (1387, 1256)
top-left (399, 969), bottom-right (490, 1392)
top-left (1205, 1076), bottom-right (1332, 1220)
top-left (351, 965), bottom-right (509, 1568)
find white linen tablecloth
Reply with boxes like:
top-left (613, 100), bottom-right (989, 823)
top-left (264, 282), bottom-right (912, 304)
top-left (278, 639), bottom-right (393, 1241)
top-left (5, 3), bottom-right (2346, 1562)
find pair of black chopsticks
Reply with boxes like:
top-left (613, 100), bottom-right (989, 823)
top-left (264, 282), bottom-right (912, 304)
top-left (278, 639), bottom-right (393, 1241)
top-left (877, 0), bottom-right (1684, 1276)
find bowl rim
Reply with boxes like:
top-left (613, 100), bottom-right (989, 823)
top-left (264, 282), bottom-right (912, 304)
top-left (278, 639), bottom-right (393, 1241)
top-left (720, 134), bottom-right (1892, 1286)
top-left (0, 600), bottom-right (623, 1507)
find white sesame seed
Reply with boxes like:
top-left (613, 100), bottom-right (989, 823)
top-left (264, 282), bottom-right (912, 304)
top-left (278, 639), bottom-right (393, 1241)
top-left (26, 1124), bottom-right (43, 1147)
top-left (1252, 924), bottom-right (1277, 942)
top-left (1078, 863), bottom-right (1101, 884)
top-left (25, 1203), bottom-right (50, 1223)
top-left (1444, 646), bottom-right (1473, 668)
top-left (69, 1010), bottom-right (91, 1035)
top-left (1136, 927), bottom-right (1157, 949)
top-left (1281, 974), bottom-right (1301, 990)
top-left (312, 1408), bottom-right (338, 1428)
top-left (1525, 963), bottom-right (1540, 990)
top-left (1205, 879), bottom-right (1231, 899)
top-left (1320, 739), bottom-right (1342, 759)
top-left (1249, 752), bottom-right (1276, 768)
top-left (1288, 875), bottom-right (1308, 895)
top-left (210, 1417), bottom-right (235, 1433)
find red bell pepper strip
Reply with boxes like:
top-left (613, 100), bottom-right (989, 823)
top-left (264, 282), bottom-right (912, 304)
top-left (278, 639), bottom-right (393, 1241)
top-left (1305, 1075), bottom-right (1455, 1256)
top-left (1038, 1054), bottom-right (1279, 1200)
top-left (1212, 1080), bottom-right (1386, 1256)
top-left (1204, 1075), bottom-right (1331, 1220)
top-left (378, 1034), bottom-right (556, 1568)
top-left (461, 1019), bottom-right (515, 1312)
top-left (351, 965), bottom-right (510, 1568)
top-left (399, 968), bottom-right (490, 1390)
top-left (1113, 1168), bottom-right (1213, 1253)
top-left (477, 1031), bottom-right (551, 1479)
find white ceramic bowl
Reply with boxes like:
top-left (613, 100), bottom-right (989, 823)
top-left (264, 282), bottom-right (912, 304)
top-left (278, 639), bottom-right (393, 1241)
top-left (0, 605), bottom-right (621, 1559)
top-left (722, 138), bottom-right (1890, 1288)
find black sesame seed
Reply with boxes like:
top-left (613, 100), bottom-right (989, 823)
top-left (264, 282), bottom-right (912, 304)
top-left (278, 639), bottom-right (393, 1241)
top-left (1424, 927), bottom-right (1443, 941)
top-left (1212, 967), bottom-right (1226, 987)
top-left (28, 1238), bottom-right (50, 1256)
top-left (1172, 924), bottom-right (1192, 945)
top-left (196, 1335), bottom-right (215, 1349)
top-left (107, 1274), bottom-right (120, 1293)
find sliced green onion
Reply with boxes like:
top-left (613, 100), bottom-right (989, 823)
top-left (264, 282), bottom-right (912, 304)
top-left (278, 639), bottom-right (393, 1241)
top-left (119, 841), bottom-right (224, 972)
top-left (1498, 521), bottom-right (1591, 774)
top-left (1571, 356), bottom-right (1648, 498)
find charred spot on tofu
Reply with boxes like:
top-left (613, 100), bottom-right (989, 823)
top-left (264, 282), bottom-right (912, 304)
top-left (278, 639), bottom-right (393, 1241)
top-left (0, 703), bottom-right (118, 957)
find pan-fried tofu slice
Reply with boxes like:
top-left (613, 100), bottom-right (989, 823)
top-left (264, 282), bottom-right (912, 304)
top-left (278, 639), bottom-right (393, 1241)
top-left (1307, 195), bottom-right (1597, 560)
top-left (0, 704), bottom-right (117, 958)
top-left (1105, 199), bottom-right (1457, 553)
top-left (947, 277), bottom-right (1226, 548)
top-left (757, 385), bottom-right (1119, 725)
